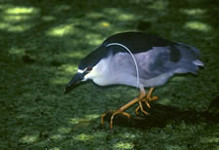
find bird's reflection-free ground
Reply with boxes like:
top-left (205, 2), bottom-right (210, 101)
top-left (1, 0), bottom-right (219, 149)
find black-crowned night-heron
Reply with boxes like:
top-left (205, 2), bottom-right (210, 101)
top-left (64, 32), bottom-right (204, 129)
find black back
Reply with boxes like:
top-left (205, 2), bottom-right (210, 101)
top-left (79, 32), bottom-right (176, 70)
top-left (102, 32), bottom-right (175, 53)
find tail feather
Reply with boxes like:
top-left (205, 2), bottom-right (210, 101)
top-left (174, 43), bottom-right (204, 74)
top-left (175, 61), bottom-right (199, 74)
top-left (193, 60), bottom-right (204, 66)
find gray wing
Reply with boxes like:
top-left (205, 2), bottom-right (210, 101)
top-left (135, 43), bottom-right (203, 81)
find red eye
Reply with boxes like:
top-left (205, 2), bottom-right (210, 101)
top-left (86, 67), bottom-right (92, 71)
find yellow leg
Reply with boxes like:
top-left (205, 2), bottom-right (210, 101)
top-left (101, 111), bottom-right (130, 125)
top-left (101, 86), bottom-right (158, 129)
top-left (147, 87), bottom-right (159, 101)
top-left (138, 101), bottom-right (149, 115)
top-left (135, 105), bottom-right (140, 116)
top-left (101, 98), bottom-right (139, 129)
top-left (135, 87), bottom-right (159, 115)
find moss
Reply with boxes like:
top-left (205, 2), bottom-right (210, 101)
top-left (1, 0), bottom-right (219, 149)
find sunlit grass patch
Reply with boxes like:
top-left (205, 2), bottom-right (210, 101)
top-left (69, 114), bottom-right (100, 125)
top-left (20, 134), bottom-right (38, 144)
top-left (49, 147), bottom-right (60, 150)
top-left (85, 33), bottom-right (103, 46)
top-left (101, 22), bottom-right (110, 27)
top-left (184, 21), bottom-right (211, 32)
top-left (2, 7), bottom-right (38, 23)
top-left (3, 6), bottom-right (39, 22)
top-left (59, 64), bottom-right (78, 73)
top-left (0, 6), bottom-right (39, 32)
top-left (57, 127), bottom-right (71, 134)
top-left (180, 8), bottom-right (206, 16)
top-left (201, 137), bottom-right (219, 144)
top-left (50, 134), bottom-right (63, 140)
top-left (157, 98), bottom-right (171, 105)
top-left (74, 133), bottom-right (94, 141)
top-left (5, 7), bottom-right (38, 15)
top-left (46, 24), bottom-right (74, 37)
top-left (118, 132), bottom-right (136, 139)
top-left (0, 22), bottom-right (33, 32)
top-left (114, 141), bottom-right (134, 149)
top-left (8, 24), bottom-right (34, 32)
top-left (73, 131), bottom-right (107, 142)
top-left (50, 64), bottom-right (78, 85)
top-left (8, 47), bottom-right (25, 56)
top-left (148, 0), bottom-right (168, 10)
top-left (103, 8), bottom-right (135, 21)
top-left (3, 15), bottom-right (32, 22)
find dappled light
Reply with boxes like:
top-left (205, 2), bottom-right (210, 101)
top-left (50, 134), bottom-right (63, 140)
top-left (74, 133), bottom-right (94, 141)
top-left (0, 22), bottom-right (34, 32)
top-left (184, 21), bottom-right (211, 32)
top-left (5, 7), bottom-right (37, 14)
top-left (46, 24), bottom-right (74, 37)
top-left (0, 5), bottom-right (39, 32)
top-left (101, 21), bottom-right (110, 27)
top-left (85, 33), bottom-right (104, 46)
top-left (20, 134), bottom-right (38, 144)
top-left (59, 64), bottom-right (77, 73)
top-left (158, 98), bottom-right (171, 105)
top-left (57, 127), bottom-right (71, 134)
top-left (118, 132), bottom-right (136, 139)
top-left (69, 114), bottom-right (100, 125)
top-left (2, 0), bottom-right (219, 149)
top-left (147, 0), bottom-right (168, 10)
top-left (103, 8), bottom-right (135, 21)
top-left (73, 131), bottom-right (107, 141)
top-left (180, 8), bottom-right (206, 16)
top-left (114, 141), bottom-right (134, 149)
top-left (201, 136), bottom-right (219, 144)
top-left (8, 47), bottom-right (25, 56)
top-left (50, 147), bottom-right (60, 150)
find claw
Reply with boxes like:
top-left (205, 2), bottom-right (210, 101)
top-left (135, 87), bottom-right (158, 116)
top-left (135, 106), bottom-right (140, 116)
top-left (101, 87), bottom-right (158, 128)
top-left (138, 101), bottom-right (149, 115)
top-left (101, 98), bottom-right (139, 128)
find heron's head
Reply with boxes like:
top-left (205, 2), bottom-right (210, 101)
top-left (64, 66), bottom-right (94, 94)
top-left (64, 47), bottom-right (107, 94)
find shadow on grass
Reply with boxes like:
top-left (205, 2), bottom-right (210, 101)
top-left (100, 95), bottom-right (219, 130)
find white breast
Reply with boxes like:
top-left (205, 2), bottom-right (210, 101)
top-left (84, 53), bottom-right (138, 87)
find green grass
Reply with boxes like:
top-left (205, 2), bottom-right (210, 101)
top-left (1, 0), bottom-right (219, 149)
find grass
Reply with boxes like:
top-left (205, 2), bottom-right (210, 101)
top-left (1, 0), bottom-right (219, 149)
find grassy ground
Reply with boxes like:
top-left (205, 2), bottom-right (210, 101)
top-left (1, 0), bottom-right (219, 149)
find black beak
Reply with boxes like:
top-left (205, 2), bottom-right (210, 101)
top-left (64, 73), bottom-right (84, 94)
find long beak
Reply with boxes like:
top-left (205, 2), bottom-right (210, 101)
top-left (64, 73), bottom-right (84, 94)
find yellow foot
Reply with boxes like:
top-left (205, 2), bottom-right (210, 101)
top-left (101, 87), bottom-right (159, 128)
top-left (101, 98), bottom-right (139, 129)
top-left (135, 87), bottom-right (158, 116)
top-left (135, 101), bottom-right (149, 116)
top-left (101, 110), bottom-right (131, 129)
